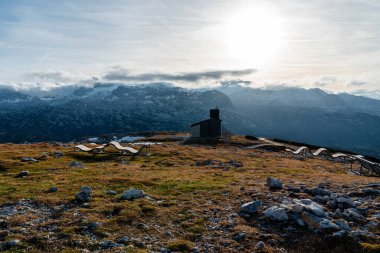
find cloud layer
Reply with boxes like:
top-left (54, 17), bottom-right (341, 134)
top-left (103, 68), bottom-right (256, 82)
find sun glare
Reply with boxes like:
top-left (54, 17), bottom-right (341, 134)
top-left (225, 7), bottom-right (284, 68)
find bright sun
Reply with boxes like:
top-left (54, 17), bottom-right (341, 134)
top-left (225, 7), bottom-right (284, 68)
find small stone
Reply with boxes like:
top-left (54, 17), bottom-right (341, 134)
top-left (319, 219), bottom-right (340, 231)
top-left (99, 240), bottom-right (123, 249)
top-left (232, 232), bottom-right (246, 242)
top-left (120, 189), bottom-right (145, 200)
top-left (240, 200), bottom-right (262, 214)
top-left (75, 186), bottom-right (92, 202)
top-left (69, 161), bottom-right (85, 169)
top-left (256, 241), bottom-right (265, 250)
top-left (53, 151), bottom-right (64, 158)
top-left (16, 171), bottom-right (29, 178)
top-left (335, 220), bottom-right (350, 231)
top-left (336, 197), bottom-right (355, 207)
top-left (48, 186), bottom-right (58, 192)
top-left (106, 190), bottom-right (117, 195)
top-left (308, 187), bottom-right (330, 196)
top-left (301, 211), bottom-right (322, 229)
top-left (333, 230), bottom-right (349, 238)
top-left (21, 157), bottom-right (39, 162)
top-left (267, 177), bottom-right (282, 189)
top-left (264, 206), bottom-right (288, 221)
top-left (2, 239), bottom-right (20, 250)
top-left (118, 236), bottom-right (130, 245)
top-left (88, 222), bottom-right (101, 230)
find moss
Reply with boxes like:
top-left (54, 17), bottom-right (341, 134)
top-left (167, 239), bottom-right (195, 252)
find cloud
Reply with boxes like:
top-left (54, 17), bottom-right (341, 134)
top-left (103, 67), bottom-right (256, 82)
top-left (348, 80), bottom-right (367, 86)
top-left (23, 70), bottom-right (84, 83)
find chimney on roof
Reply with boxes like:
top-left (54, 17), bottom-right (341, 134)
top-left (210, 108), bottom-right (219, 120)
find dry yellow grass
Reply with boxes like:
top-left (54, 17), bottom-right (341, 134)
top-left (0, 135), bottom-right (378, 252)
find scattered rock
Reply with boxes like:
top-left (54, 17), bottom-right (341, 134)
top-left (48, 186), bottom-right (58, 192)
top-left (333, 230), bottom-right (349, 238)
top-left (335, 220), bottom-right (350, 231)
top-left (336, 196), bottom-right (355, 207)
top-left (301, 211), bottom-right (322, 229)
top-left (120, 189), bottom-right (145, 201)
top-left (88, 222), bottom-right (102, 230)
top-left (308, 187), bottom-right (330, 196)
top-left (16, 171), bottom-right (29, 178)
top-left (264, 206), bottom-right (288, 221)
top-left (99, 240), bottom-right (123, 249)
top-left (0, 239), bottom-right (20, 250)
top-left (75, 186), bottom-right (93, 202)
top-left (21, 157), bottom-right (39, 162)
top-left (256, 241), bottom-right (265, 250)
top-left (232, 232), bottom-right (246, 242)
top-left (319, 219), bottom-right (340, 231)
top-left (53, 151), bottom-right (64, 158)
top-left (267, 177), bottom-right (282, 189)
top-left (118, 236), bottom-right (130, 245)
top-left (240, 200), bottom-right (262, 214)
top-left (69, 161), bottom-right (85, 169)
top-left (106, 190), bottom-right (117, 195)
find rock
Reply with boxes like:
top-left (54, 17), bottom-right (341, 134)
top-left (295, 218), bottom-right (306, 227)
top-left (232, 232), bottom-right (246, 242)
top-left (21, 157), bottom-right (39, 162)
top-left (1, 240), bottom-right (20, 250)
top-left (351, 230), bottom-right (376, 239)
top-left (335, 220), bottom-right (350, 231)
top-left (362, 188), bottom-right (380, 195)
top-left (75, 186), bottom-right (93, 202)
top-left (69, 161), bottom-right (85, 169)
top-left (301, 211), bottom-right (322, 229)
top-left (264, 206), bottom-right (288, 221)
top-left (256, 241), bottom-right (265, 250)
top-left (240, 200), bottom-right (262, 214)
top-left (16, 171), bottom-right (29, 178)
top-left (48, 186), bottom-right (58, 192)
top-left (319, 219), bottom-right (340, 231)
top-left (333, 230), bottom-right (349, 238)
top-left (336, 196), bottom-right (355, 207)
top-left (291, 204), bottom-right (304, 213)
top-left (53, 151), bottom-right (64, 158)
top-left (343, 208), bottom-right (363, 222)
top-left (308, 187), bottom-right (330, 196)
top-left (106, 190), bottom-right (117, 195)
top-left (99, 240), bottom-right (123, 249)
top-left (120, 189), bottom-right (145, 200)
top-left (267, 177), bottom-right (282, 189)
top-left (118, 236), bottom-right (130, 245)
top-left (293, 199), bottom-right (325, 217)
top-left (88, 222), bottom-right (102, 230)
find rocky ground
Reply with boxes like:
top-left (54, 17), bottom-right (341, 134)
top-left (0, 135), bottom-right (379, 252)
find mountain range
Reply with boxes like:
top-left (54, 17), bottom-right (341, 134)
top-left (0, 83), bottom-right (379, 158)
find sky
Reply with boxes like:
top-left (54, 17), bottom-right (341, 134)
top-left (0, 0), bottom-right (380, 95)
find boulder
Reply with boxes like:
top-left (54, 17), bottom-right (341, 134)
top-left (240, 200), bottom-right (262, 214)
top-left (21, 157), bottom-right (39, 162)
top-left (75, 186), bottom-right (93, 202)
top-left (333, 230), bottom-right (349, 238)
top-left (267, 177), bottom-right (282, 189)
top-left (120, 189), bottom-right (145, 200)
top-left (264, 206), bottom-right (288, 221)
top-left (232, 232), bottom-right (246, 242)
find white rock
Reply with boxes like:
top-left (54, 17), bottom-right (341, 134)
top-left (264, 206), bottom-right (288, 221)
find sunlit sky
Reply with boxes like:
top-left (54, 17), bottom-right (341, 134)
top-left (1, 0), bottom-right (380, 94)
